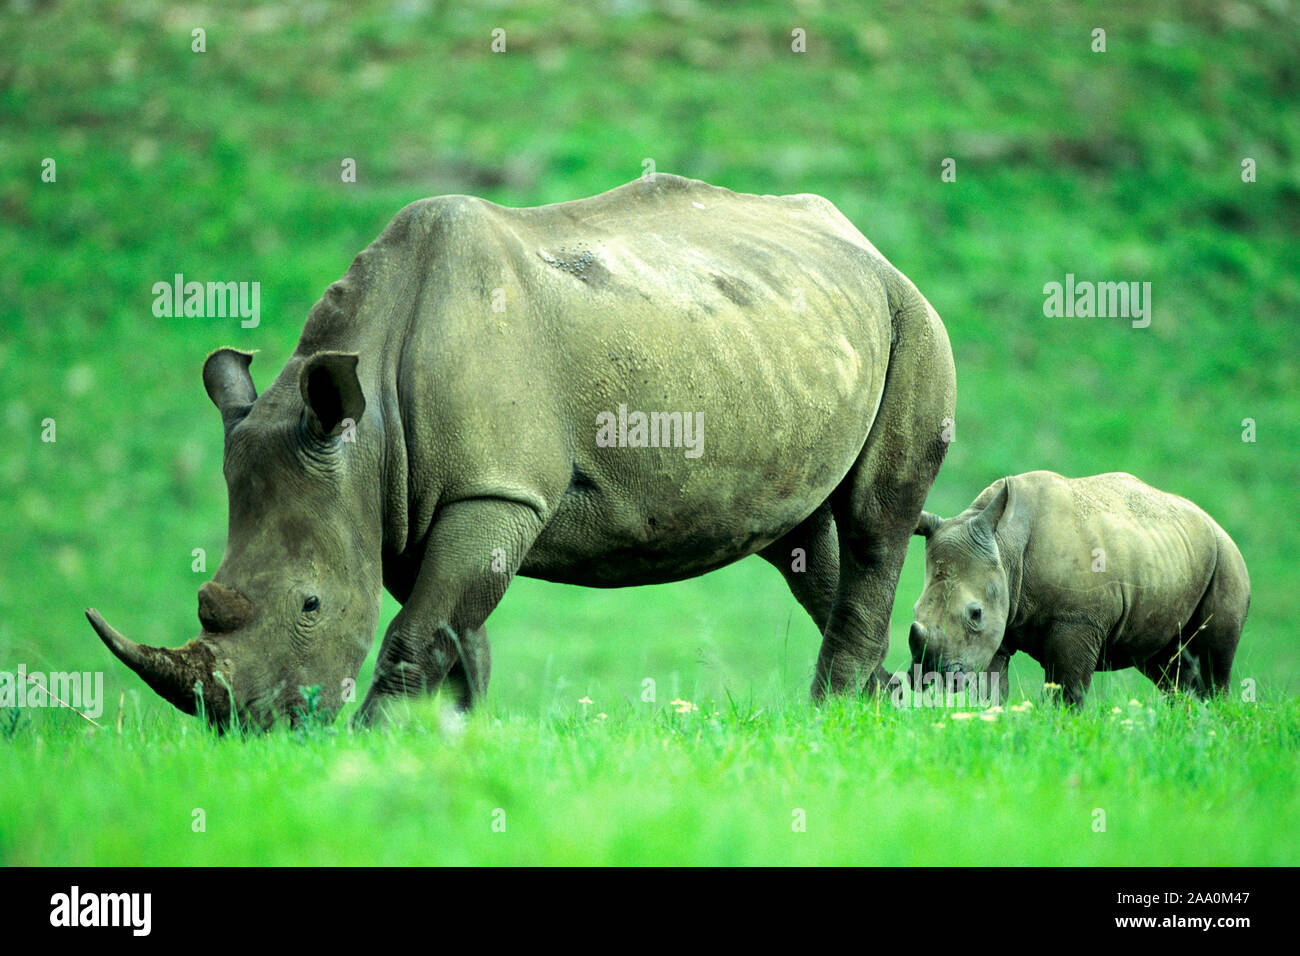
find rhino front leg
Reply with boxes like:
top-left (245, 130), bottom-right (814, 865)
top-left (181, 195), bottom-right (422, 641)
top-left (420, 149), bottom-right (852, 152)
top-left (1041, 622), bottom-right (1104, 706)
top-left (443, 624), bottom-right (491, 709)
top-left (355, 498), bottom-right (542, 726)
top-left (982, 647), bottom-right (1012, 707)
top-left (363, 616), bottom-right (492, 720)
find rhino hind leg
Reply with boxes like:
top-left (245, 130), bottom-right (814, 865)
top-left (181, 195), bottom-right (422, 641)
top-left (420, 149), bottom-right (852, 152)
top-left (811, 489), bottom-right (912, 698)
top-left (1188, 624), bottom-right (1239, 698)
top-left (1137, 639), bottom-right (1205, 697)
top-left (1146, 530), bottom-right (1250, 699)
top-left (1192, 529), bottom-right (1250, 697)
top-left (759, 504), bottom-right (900, 692)
top-left (810, 289), bottom-right (955, 701)
top-left (354, 498), bottom-right (541, 726)
top-left (758, 503), bottom-right (837, 630)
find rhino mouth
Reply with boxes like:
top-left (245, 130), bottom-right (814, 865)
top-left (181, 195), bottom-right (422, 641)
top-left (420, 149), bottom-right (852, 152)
top-left (906, 654), bottom-right (977, 687)
top-left (88, 609), bottom-right (357, 732)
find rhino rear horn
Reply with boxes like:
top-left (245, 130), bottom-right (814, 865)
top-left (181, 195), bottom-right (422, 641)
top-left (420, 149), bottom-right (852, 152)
top-left (203, 347), bottom-right (258, 434)
top-left (85, 608), bottom-right (225, 718)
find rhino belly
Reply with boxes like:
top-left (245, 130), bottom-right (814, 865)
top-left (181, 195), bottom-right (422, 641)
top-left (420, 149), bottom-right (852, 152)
top-left (520, 360), bottom-right (882, 586)
top-left (521, 460), bottom-right (842, 586)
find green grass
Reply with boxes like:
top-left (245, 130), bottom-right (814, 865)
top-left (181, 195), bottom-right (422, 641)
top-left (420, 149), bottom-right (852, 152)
top-left (2, 0), bottom-right (1297, 865)
top-left (4, 690), bottom-right (1296, 866)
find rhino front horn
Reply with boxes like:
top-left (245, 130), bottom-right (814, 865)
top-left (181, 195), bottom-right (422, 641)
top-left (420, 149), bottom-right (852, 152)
top-left (85, 608), bottom-right (224, 718)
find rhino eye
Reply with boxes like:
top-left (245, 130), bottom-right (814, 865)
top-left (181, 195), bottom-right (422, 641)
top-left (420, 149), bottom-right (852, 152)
top-left (964, 603), bottom-right (983, 628)
top-left (302, 595), bottom-right (320, 613)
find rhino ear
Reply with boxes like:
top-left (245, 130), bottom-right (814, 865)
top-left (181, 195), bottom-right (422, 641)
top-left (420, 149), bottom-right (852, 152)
top-left (975, 477), bottom-right (1016, 533)
top-left (299, 351), bottom-right (365, 439)
top-left (203, 348), bottom-right (257, 435)
top-left (914, 511), bottom-right (944, 538)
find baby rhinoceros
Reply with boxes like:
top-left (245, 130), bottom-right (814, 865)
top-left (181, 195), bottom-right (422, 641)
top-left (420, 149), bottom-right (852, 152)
top-left (908, 471), bottom-right (1250, 705)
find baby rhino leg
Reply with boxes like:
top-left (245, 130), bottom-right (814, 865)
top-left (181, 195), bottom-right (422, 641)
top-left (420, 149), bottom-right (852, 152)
top-left (1188, 530), bottom-right (1250, 697)
top-left (1041, 622), bottom-right (1104, 706)
top-left (1138, 631), bottom-right (1210, 697)
top-left (1142, 530), bottom-right (1250, 700)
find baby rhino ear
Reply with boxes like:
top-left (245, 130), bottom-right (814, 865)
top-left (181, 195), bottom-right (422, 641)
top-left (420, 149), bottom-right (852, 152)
top-left (914, 511), bottom-right (944, 538)
top-left (973, 476), bottom-right (1025, 542)
top-left (299, 351), bottom-right (365, 438)
top-left (979, 477), bottom-right (1014, 528)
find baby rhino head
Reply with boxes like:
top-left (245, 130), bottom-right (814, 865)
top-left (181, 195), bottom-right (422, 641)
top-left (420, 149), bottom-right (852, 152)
top-left (909, 479), bottom-right (1017, 680)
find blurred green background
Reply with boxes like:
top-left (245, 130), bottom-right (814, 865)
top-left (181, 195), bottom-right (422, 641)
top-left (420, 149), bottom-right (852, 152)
top-left (2, 0), bottom-right (1297, 717)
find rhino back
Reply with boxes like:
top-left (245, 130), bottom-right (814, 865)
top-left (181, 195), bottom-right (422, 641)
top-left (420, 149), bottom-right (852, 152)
top-left (1015, 471), bottom-right (1219, 655)
top-left (382, 176), bottom-right (901, 584)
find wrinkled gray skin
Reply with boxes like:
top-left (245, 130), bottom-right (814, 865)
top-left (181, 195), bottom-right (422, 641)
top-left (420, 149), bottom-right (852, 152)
top-left (87, 174), bottom-right (955, 728)
top-left (908, 471), bottom-right (1250, 705)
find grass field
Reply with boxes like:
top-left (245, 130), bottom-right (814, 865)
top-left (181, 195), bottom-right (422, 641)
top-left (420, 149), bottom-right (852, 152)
top-left (5, 690), bottom-right (1298, 866)
top-left (1, 1), bottom-right (1297, 866)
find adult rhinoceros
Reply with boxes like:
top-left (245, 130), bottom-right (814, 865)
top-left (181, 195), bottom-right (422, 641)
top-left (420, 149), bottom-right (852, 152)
top-left (87, 174), bottom-right (956, 727)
